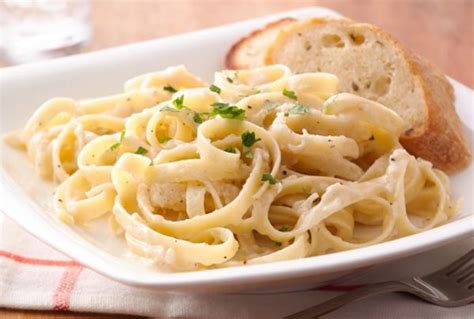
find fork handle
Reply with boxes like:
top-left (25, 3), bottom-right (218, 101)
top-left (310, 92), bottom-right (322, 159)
top-left (285, 281), bottom-right (411, 319)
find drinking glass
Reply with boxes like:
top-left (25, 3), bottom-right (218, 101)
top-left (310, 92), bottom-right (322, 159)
top-left (1, 0), bottom-right (91, 64)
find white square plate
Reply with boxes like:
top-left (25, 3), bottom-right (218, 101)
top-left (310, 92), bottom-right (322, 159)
top-left (1, 6), bottom-right (473, 292)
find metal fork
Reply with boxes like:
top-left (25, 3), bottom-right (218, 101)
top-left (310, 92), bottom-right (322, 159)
top-left (286, 249), bottom-right (474, 319)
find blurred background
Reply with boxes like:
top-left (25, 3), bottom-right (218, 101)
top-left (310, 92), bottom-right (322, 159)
top-left (1, 0), bottom-right (473, 86)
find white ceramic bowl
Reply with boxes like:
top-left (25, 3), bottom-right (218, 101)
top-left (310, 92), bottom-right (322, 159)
top-left (1, 6), bottom-right (473, 293)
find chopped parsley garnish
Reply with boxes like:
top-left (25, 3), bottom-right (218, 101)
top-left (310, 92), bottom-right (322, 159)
top-left (134, 146), bottom-right (148, 155)
top-left (110, 143), bottom-right (120, 151)
top-left (224, 147), bottom-right (237, 154)
top-left (158, 136), bottom-right (172, 144)
top-left (288, 104), bottom-right (310, 114)
top-left (241, 131), bottom-right (261, 158)
top-left (261, 173), bottom-right (279, 185)
top-left (110, 130), bottom-right (126, 151)
top-left (161, 103), bottom-right (205, 124)
top-left (193, 112), bottom-right (203, 124)
top-left (163, 84), bottom-right (177, 93)
top-left (209, 84), bottom-right (221, 94)
top-left (282, 88), bottom-right (297, 100)
top-left (279, 226), bottom-right (291, 232)
top-left (160, 106), bottom-right (179, 112)
top-left (242, 131), bottom-right (260, 147)
top-left (211, 102), bottom-right (246, 120)
top-left (172, 95), bottom-right (185, 110)
top-left (322, 94), bottom-right (339, 112)
top-left (225, 71), bottom-right (239, 83)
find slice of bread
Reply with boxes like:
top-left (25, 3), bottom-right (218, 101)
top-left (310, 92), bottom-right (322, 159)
top-left (225, 17), bottom-right (295, 70)
top-left (227, 17), bottom-right (471, 172)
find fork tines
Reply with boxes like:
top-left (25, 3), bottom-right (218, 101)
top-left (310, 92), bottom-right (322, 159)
top-left (443, 249), bottom-right (474, 287)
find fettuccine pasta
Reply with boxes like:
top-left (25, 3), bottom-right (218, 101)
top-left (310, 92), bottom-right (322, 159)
top-left (5, 64), bottom-right (459, 271)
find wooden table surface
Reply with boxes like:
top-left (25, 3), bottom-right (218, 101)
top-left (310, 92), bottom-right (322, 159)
top-left (1, 0), bottom-right (473, 318)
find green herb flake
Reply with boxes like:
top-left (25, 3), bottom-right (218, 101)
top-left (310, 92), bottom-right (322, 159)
top-left (163, 85), bottom-right (177, 93)
top-left (241, 131), bottom-right (261, 158)
top-left (158, 136), bottom-right (172, 144)
top-left (224, 147), bottom-right (237, 154)
top-left (241, 131), bottom-right (260, 147)
top-left (110, 130), bottom-right (126, 151)
top-left (211, 102), bottom-right (246, 120)
top-left (209, 84), bottom-right (221, 94)
top-left (110, 143), bottom-right (121, 151)
top-left (261, 173), bottom-right (280, 185)
top-left (282, 88), bottom-right (297, 100)
top-left (289, 104), bottom-right (310, 114)
top-left (193, 112), bottom-right (203, 124)
top-left (279, 226), bottom-right (291, 232)
top-left (322, 94), bottom-right (339, 113)
top-left (226, 77), bottom-right (234, 83)
top-left (134, 146), bottom-right (148, 155)
top-left (172, 95), bottom-right (185, 110)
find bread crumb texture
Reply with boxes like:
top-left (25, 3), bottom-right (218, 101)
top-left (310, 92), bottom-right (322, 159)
top-left (264, 18), bottom-right (471, 172)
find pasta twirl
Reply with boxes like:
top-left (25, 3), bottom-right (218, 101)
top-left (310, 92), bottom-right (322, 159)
top-left (6, 64), bottom-right (459, 271)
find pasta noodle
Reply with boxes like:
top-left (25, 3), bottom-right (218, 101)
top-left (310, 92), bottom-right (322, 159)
top-left (6, 64), bottom-right (459, 271)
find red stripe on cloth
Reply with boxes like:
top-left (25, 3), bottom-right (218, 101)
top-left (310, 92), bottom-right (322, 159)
top-left (53, 266), bottom-right (83, 311)
top-left (0, 250), bottom-right (81, 267)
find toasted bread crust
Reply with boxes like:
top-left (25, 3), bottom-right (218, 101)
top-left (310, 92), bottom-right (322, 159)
top-left (263, 17), bottom-right (471, 172)
top-left (400, 53), bottom-right (471, 172)
top-left (225, 17), bottom-right (296, 70)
